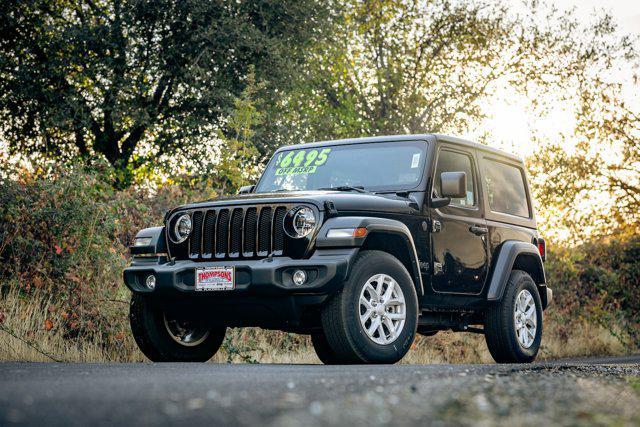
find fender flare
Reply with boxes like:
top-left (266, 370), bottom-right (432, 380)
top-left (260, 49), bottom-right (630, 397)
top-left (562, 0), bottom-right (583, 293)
top-left (486, 241), bottom-right (548, 308)
top-left (129, 226), bottom-right (166, 255)
top-left (316, 216), bottom-right (424, 296)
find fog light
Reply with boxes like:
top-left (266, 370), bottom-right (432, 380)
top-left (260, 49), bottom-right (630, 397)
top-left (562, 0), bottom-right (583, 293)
top-left (292, 270), bottom-right (307, 286)
top-left (145, 274), bottom-right (156, 290)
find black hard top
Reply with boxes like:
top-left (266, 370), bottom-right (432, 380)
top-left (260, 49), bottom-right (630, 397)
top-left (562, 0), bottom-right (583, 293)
top-left (275, 134), bottom-right (523, 163)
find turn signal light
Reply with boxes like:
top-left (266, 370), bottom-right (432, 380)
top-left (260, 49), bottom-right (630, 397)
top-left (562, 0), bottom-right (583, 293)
top-left (354, 227), bottom-right (367, 238)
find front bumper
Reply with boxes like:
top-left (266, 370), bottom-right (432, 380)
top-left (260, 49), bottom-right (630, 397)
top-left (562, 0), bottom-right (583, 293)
top-left (123, 248), bottom-right (358, 296)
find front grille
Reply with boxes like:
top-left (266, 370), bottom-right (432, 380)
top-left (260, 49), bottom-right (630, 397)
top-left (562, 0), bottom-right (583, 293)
top-left (183, 204), bottom-right (292, 261)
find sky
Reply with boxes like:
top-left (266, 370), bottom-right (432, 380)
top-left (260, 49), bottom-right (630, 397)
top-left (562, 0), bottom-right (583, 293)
top-left (465, 0), bottom-right (640, 159)
top-left (555, 0), bottom-right (640, 33)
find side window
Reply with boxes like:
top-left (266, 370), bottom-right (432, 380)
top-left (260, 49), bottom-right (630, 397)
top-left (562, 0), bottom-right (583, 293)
top-left (482, 159), bottom-right (530, 218)
top-left (434, 150), bottom-right (476, 207)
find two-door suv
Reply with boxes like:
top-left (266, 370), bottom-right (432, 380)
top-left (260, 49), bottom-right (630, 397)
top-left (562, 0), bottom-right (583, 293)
top-left (125, 134), bottom-right (551, 364)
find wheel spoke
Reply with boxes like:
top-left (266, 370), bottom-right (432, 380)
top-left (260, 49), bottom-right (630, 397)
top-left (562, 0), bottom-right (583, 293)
top-left (364, 284), bottom-right (378, 301)
top-left (361, 309), bottom-right (373, 323)
top-left (377, 322), bottom-right (386, 342)
top-left (367, 317), bottom-right (381, 336)
top-left (382, 281), bottom-right (395, 303)
top-left (375, 274), bottom-right (385, 296)
top-left (360, 295), bottom-right (373, 311)
top-left (384, 317), bottom-right (396, 340)
top-left (386, 312), bottom-right (405, 321)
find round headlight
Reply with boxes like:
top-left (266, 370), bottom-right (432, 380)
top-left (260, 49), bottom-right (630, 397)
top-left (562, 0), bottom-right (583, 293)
top-left (172, 213), bottom-right (192, 243)
top-left (285, 207), bottom-right (317, 238)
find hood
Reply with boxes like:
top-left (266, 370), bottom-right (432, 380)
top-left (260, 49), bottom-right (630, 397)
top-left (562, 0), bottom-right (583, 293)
top-left (170, 190), bottom-right (422, 217)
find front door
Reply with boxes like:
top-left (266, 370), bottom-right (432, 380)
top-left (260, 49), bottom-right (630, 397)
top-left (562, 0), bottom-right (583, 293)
top-left (430, 146), bottom-right (488, 294)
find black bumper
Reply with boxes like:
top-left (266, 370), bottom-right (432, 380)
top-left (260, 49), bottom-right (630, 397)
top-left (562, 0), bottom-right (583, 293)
top-left (123, 248), bottom-right (358, 297)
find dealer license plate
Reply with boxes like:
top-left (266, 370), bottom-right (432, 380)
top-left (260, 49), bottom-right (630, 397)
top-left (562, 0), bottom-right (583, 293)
top-left (195, 267), bottom-right (235, 291)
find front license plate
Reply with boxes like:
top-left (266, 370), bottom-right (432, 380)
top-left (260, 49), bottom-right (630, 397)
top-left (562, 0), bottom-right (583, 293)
top-left (195, 267), bottom-right (235, 291)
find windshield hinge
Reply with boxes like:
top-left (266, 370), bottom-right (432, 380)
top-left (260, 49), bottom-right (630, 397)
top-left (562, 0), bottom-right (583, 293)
top-left (324, 201), bottom-right (338, 218)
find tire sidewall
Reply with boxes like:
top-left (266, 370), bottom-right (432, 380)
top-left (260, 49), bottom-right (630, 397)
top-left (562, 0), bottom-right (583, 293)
top-left (506, 275), bottom-right (543, 360)
top-left (342, 251), bottom-right (418, 363)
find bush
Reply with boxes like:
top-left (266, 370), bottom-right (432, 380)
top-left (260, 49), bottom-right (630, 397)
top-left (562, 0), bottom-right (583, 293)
top-left (546, 233), bottom-right (640, 347)
top-left (0, 162), bottom-right (637, 362)
top-left (0, 162), bottom-right (183, 350)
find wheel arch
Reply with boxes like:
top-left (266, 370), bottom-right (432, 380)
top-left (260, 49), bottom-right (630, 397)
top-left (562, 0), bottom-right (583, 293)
top-left (486, 241), bottom-right (549, 309)
top-left (316, 216), bottom-right (424, 296)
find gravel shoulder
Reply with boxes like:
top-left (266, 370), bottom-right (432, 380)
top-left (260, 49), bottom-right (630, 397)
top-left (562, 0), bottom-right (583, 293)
top-left (1, 358), bottom-right (639, 426)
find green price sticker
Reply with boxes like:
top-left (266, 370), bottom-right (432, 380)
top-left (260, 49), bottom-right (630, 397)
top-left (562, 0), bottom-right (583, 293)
top-left (276, 148), bottom-right (331, 175)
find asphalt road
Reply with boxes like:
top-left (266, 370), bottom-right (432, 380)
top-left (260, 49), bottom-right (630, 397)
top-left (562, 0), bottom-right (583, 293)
top-left (1, 357), bottom-right (639, 426)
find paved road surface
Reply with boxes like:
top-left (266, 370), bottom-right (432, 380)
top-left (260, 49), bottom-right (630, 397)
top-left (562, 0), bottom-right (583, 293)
top-left (1, 357), bottom-right (639, 426)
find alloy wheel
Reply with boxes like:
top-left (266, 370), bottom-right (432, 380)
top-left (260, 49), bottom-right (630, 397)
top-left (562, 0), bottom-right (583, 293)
top-left (358, 274), bottom-right (406, 345)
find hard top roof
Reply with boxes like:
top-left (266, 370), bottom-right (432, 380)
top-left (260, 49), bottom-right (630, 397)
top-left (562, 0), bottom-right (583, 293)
top-left (275, 134), bottom-right (523, 163)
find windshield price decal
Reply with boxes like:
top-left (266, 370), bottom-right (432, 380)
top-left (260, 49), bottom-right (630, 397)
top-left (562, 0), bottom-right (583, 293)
top-left (275, 148), bottom-right (331, 176)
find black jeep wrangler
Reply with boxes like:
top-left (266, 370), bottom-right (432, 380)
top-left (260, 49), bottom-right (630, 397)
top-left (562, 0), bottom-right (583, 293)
top-left (125, 134), bottom-right (551, 364)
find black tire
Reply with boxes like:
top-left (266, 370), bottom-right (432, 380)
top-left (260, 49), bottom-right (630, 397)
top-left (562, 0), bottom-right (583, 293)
top-left (311, 331), bottom-right (341, 364)
top-left (484, 270), bottom-right (543, 363)
top-left (129, 293), bottom-right (226, 362)
top-left (320, 250), bottom-right (419, 364)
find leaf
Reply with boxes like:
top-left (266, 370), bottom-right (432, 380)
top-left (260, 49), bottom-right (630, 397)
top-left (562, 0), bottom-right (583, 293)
top-left (44, 319), bottom-right (53, 331)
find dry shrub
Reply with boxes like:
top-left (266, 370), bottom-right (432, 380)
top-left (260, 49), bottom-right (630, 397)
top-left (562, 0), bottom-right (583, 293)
top-left (0, 164), bottom-right (637, 363)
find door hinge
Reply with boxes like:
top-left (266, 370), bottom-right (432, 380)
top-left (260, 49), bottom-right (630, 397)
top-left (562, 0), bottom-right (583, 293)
top-left (419, 261), bottom-right (430, 272)
top-left (324, 200), bottom-right (338, 218)
top-left (431, 220), bottom-right (442, 233)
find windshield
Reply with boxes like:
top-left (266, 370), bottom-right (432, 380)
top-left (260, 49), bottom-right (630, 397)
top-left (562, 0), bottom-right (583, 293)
top-left (256, 141), bottom-right (427, 193)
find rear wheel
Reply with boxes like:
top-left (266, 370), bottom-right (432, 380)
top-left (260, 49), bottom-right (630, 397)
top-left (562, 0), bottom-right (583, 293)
top-left (320, 250), bottom-right (418, 364)
top-left (130, 293), bottom-right (226, 362)
top-left (484, 270), bottom-right (543, 363)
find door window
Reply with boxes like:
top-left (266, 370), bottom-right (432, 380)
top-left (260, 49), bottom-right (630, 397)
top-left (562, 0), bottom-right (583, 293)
top-left (482, 159), bottom-right (530, 218)
top-left (434, 150), bottom-right (476, 207)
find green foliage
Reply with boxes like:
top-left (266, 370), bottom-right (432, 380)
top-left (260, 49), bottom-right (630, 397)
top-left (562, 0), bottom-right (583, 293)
top-left (546, 233), bottom-right (640, 347)
top-left (0, 0), bottom-right (332, 185)
top-left (0, 160), bottom-right (187, 345)
top-left (277, 0), bottom-right (628, 144)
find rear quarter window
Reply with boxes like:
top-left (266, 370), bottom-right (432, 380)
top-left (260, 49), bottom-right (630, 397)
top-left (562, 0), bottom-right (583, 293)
top-left (481, 158), bottom-right (530, 218)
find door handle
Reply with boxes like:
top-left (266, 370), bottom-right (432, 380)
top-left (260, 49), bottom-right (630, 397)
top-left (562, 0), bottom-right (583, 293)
top-left (469, 225), bottom-right (488, 236)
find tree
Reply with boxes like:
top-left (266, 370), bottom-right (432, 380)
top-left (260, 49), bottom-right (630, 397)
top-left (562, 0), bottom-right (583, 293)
top-left (0, 0), bottom-right (331, 186)
top-left (280, 0), bottom-right (555, 142)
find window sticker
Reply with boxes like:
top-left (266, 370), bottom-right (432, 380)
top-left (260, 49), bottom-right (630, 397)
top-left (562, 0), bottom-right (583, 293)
top-left (275, 148), bottom-right (332, 176)
top-left (411, 153), bottom-right (420, 168)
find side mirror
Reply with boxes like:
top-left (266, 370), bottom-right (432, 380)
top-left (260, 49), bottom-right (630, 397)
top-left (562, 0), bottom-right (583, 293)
top-left (440, 171), bottom-right (466, 198)
top-left (239, 184), bottom-right (255, 194)
top-left (430, 171), bottom-right (467, 209)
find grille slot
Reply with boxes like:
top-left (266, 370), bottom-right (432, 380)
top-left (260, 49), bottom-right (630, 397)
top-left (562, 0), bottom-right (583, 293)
top-left (215, 209), bottom-right (230, 258)
top-left (243, 207), bottom-right (258, 257)
top-left (176, 204), bottom-right (296, 261)
top-left (273, 207), bottom-right (287, 255)
top-left (202, 210), bottom-right (216, 258)
top-left (257, 207), bottom-right (272, 256)
top-left (229, 208), bottom-right (244, 258)
top-left (189, 211), bottom-right (203, 258)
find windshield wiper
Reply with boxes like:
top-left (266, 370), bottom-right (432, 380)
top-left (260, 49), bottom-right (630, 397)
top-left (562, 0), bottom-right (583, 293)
top-left (317, 185), bottom-right (367, 193)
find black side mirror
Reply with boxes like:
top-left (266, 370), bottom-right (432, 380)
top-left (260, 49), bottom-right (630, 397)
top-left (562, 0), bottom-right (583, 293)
top-left (239, 184), bottom-right (255, 194)
top-left (430, 171), bottom-right (467, 208)
top-left (440, 171), bottom-right (466, 198)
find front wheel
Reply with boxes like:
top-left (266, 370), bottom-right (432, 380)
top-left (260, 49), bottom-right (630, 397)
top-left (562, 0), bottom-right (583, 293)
top-left (320, 250), bottom-right (419, 364)
top-left (484, 270), bottom-right (543, 363)
top-left (129, 293), bottom-right (226, 362)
